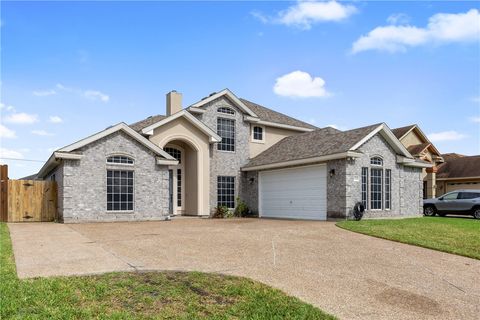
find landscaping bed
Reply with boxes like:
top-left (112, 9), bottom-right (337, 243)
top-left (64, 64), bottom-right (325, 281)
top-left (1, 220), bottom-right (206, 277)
top-left (0, 223), bottom-right (334, 319)
top-left (337, 217), bottom-right (479, 260)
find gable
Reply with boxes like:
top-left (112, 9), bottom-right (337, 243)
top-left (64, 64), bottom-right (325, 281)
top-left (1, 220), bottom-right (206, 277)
top-left (190, 88), bottom-right (257, 117)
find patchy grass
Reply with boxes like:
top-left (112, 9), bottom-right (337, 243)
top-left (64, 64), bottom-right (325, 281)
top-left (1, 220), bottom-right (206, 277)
top-left (0, 223), bottom-right (335, 319)
top-left (337, 217), bottom-right (480, 260)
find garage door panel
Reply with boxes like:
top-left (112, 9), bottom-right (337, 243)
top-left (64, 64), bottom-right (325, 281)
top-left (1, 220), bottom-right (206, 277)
top-left (259, 165), bottom-right (327, 220)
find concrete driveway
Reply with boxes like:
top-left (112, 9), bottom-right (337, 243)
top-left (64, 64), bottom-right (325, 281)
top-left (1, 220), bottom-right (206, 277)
top-left (8, 218), bottom-right (480, 320)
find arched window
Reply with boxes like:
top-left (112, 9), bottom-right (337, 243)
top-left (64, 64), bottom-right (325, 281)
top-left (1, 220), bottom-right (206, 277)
top-left (106, 155), bottom-right (134, 164)
top-left (370, 156), bottom-right (383, 166)
top-left (164, 147), bottom-right (182, 164)
top-left (217, 107), bottom-right (235, 115)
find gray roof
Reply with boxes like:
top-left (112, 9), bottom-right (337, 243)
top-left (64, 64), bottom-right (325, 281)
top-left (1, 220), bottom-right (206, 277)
top-left (129, 114), bottom-right (167, 132)
top-left (243, 123), bottom-right (381, 169)
top-left (392, 124), bottom-right (416, 139)
top-left (239, 99), bottom-right (317, 130)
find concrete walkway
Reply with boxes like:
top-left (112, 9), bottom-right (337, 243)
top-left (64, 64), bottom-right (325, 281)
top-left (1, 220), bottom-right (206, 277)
top-left (8, 219), bottom-right (480, 320)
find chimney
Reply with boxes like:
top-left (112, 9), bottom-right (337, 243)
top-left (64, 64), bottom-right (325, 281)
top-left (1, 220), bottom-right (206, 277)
top-left (166, 90), bottom-right (182, 116)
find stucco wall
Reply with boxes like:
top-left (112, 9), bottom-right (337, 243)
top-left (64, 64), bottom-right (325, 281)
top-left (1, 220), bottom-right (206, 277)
top-left (60, 131), bottom-right (170, 223)
top-left (344, 134), bottom-right (422, 218)
top-left (198, 97), bottom-right (251, 212)
top-left (249, 126), bottom-right (300, 158)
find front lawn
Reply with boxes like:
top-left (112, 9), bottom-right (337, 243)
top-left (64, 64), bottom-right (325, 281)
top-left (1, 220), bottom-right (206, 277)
top-left (0, 223), bottom-right (334, 319)
top-left (337, 217), bottom-right (480, 260)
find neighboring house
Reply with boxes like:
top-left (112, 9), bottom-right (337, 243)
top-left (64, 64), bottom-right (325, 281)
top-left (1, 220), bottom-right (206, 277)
top-left (435, 154), bottom-right (480, 195)
top-left (392, 125), bottom-right (444, 198)
top-left (36, 89), bottom-right (430, 222)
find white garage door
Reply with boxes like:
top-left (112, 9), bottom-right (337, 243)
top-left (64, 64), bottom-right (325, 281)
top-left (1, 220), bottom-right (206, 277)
top-left (259, 164), bottom-right (327, 220)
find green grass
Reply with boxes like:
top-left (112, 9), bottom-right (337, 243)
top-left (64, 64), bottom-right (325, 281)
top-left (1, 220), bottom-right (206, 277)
top-left (0, 223), bottom-right (334, 319)
top-left (337, 217), bottom-right (480, 260)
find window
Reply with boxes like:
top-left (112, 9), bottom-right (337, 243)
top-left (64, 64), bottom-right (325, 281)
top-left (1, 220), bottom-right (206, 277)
top-left (107, 170), bottom-right (134, 211)
top-left (370, 168), bottom-right (383, 209)
top-left (459, 192), bottom-right (480, 199)
top-left (107, 156), bottom-right (134, 165)
top-left (50, 174), bottom-right (56, 182)
top-left (385, 169), bottom-right (391, 210)
top-left (164, 147), bottom-right (181, 164)
top-left (252, 126), bottom-right (264, 141)
top-left (217, 176), bottom-right (235, 208)
top-left (361, 167), bottom-right (368, 209)
top-left (442, 192), bottom-right (458, 200)
top-left (370, 157), bottom-right (383, 166)
top-left (217, 118), bottom-right (235, 151)
top-left (177, 169), bottom-right (182, 207)
top-left (217, 107), bottom-right (235, 115)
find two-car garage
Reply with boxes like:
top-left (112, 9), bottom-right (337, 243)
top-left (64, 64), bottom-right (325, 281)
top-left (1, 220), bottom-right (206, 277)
top-left (258, 164), bottom-right (327, 220)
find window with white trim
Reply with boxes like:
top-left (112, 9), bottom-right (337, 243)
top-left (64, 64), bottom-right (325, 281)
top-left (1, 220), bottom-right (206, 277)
top-left (370, 168), bottom-right (383, 210)
top-left (217, 176), bottom-right (235, 208)
top-left (217, 118), bottom-right (235, 151)
top-left (107, 155), bottom-right (134, 165)
top-left (361, 167), bottom-right (368, 209)
top-left (107, 170), bottom-right (134, 211)
top-left (252, 126), bottom-right (263, 141)
top-left (385, 169), bottom-right (391, 210)
top-left (370, 156), bottom-right (383, 166)
top-left (217, 107), bottom-right (235, 115)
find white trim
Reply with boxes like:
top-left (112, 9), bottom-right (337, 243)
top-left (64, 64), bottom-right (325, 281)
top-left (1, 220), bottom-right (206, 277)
top-left (187, 107), bottom-right (206, 114)
top-left (156, 158), bottom-right (179, 165)
top-left (59, 122), bottom-right (176, 161)
top-left (350, 123), bottom-right (412, 158)
top-left (251, 124), bottom-right (266, 143)
top-left (244, 116), bottom-right (314, 132)
top-left (190, 88), bottom-right (258, 117)
top-left (54, 152), bottom-right (84, 160)
top-left (36, 152), bottom-right (86, 178)
top-left (396, 155), bottom-right (432, 168)
top-left (242, 151), bottom-right (362, 171)
top-left (141, 110), bottom-right (221, 143)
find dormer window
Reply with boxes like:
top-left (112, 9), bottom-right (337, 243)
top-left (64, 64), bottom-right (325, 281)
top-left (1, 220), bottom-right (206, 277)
top-left (217, 107), bottom-right (235, 115)
top-left (106, 155), bottom-right (134, 165)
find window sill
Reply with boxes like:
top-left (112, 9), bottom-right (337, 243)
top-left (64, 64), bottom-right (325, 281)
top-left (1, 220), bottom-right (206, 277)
top-left (251, 139), bottom-right (265, 144)
top-left (106, 210), bottom-right (134, 214)
top-left (217, 150), bottom-right (236, 154)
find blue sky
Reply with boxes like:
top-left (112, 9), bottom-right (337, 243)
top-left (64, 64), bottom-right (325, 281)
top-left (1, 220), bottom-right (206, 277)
top-left (1, 1), bottom-right (479, 178)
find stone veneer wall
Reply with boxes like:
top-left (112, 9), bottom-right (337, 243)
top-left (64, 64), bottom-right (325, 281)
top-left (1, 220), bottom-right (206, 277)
top-left (326, 159), bottom-right (347, 218)
top-left (344, 134), bottom-right (422, 218)
top-left (195, 97), bottom-right (251, 213)
top-left (58, 131), bottom-right (170, 223)
top-left (240, 171), bottom-right (258, 213)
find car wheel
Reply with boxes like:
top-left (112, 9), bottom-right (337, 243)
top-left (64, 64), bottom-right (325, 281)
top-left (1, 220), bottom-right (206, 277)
top-left (423, 206), bottom-right (436, 217)
top-left (473, 208), bottom-right (480, 219)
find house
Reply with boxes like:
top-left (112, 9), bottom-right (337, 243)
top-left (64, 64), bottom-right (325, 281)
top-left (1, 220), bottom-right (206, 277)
top-left (36, 89), bottom-right (431, 222)
top-left (392, 124), bottom-right (444, 198)
top-left (435, 154), bottom-right (480, 195)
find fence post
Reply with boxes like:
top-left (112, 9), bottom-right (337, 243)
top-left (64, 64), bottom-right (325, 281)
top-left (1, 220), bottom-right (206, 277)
top-left (0, 165), bottom-right (8, 222)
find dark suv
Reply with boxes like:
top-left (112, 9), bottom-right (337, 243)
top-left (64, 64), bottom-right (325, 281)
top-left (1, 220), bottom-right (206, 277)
top-left (423, 190), bottom-right (480, 219)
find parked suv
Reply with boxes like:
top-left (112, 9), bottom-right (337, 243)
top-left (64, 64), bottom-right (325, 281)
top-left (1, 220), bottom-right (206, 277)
top-left (423, 190), bottom-right (480, 219)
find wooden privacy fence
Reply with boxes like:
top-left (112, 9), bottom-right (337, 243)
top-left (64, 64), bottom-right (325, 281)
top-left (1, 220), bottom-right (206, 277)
top-left (0, 165), bottom-right (57, 222)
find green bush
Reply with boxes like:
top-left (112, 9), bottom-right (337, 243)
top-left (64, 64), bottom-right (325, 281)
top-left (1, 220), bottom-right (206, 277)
top-left (234, 197), bottom-right (249, 217)
top-left (212, 206), bottom-right (230, 218)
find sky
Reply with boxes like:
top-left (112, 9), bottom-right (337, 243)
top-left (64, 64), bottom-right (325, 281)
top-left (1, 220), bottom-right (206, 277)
top-left (1, 1), bottom-right (479, 179)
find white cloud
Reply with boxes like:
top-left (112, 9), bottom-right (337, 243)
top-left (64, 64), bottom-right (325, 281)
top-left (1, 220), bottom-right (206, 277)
top-left (84, 90), bottom-right (110, 102)
top-left (470, 116), bottom-right (480, 123)
top-left (274, 71), bottom-right (330, 98)
top-left (49, 116), bottom-right (63, 123)
top-left (387, 13), bottom-right (410, 25)
top-left (471, 96), bottom-right (480, 103)
top-left (352, 9), bottom-right (480, 53)
top-left (4, 112), bottom-right (39, 124)
top-left (427, 130), bottom-right (467, 142)
top-left (33, 89), bottom-right (56, 96)
top-left (0, 124), bottom-right (16, 138)
top-left (0, 147), bottom-right (24, 159)
top-left (253, 1), bottom-right (357, 30)
top-left (0, 102), bottom-right (15, 112)
top-left (31, 130), bottom-right (54, 136)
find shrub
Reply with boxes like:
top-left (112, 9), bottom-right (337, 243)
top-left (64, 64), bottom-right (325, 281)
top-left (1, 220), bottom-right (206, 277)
top-left (234, 197), bottom-right (249, 217)
top-left (212, 206), bottom-right (230, 218)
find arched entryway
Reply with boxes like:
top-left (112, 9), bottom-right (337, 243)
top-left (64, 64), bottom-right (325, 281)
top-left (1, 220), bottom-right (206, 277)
top-left (161, 138), bottom-right (200, 216)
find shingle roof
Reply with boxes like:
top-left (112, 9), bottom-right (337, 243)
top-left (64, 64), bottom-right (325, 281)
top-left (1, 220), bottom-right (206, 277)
top-left (407, 143), bottom-right (430, 156)
top-left (129, 115), bottom-right (167, 132)
top-left (441, 153), bottom-right (465, 162)
top-left (243, 123), bottom-right (381, 169)
top-left (437, 155), bottom-right (480, 179)
top-left (391, 124), bottom-right (416, 139)
top-left (239, 98), bottom-right (317, 130)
